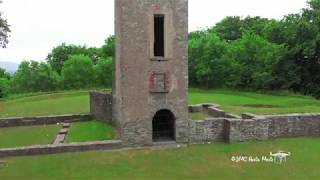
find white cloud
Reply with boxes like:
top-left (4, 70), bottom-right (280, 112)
top-left (0, 0), bottom-right (308, 62)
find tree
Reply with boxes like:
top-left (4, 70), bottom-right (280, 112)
top-left (0, 67), bottom-right (10, 79)
top-left (213, 16), bottom-right (244, 41)
top-left (102, 35), bottom-right (115, 58)
top-left (189, 31), bottom-right (230, 88)
top-left (94, 57), bottom-right (113, 87)
top-left (47, 43), bottom-right (103, 74)
top-left (225, 31), bottom-right (286, 90)
top-left (61, 54), bottom-right (95, 89)
top-left (0, 0), bottom-right (10, 48)
top-left (11, 61), bottom-right (60, 93)
top-left (0, 77), bottom-right (9, 98)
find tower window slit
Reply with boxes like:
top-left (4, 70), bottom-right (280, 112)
top-left (154, 15), bottom-right (165, 57)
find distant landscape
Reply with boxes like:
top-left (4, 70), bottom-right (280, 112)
top-left (0, 61), bottom-right (18, 74)
top-left (1, 1), bottom-right (320, 179)
top-left (0, 0), bottom-right (320, 101)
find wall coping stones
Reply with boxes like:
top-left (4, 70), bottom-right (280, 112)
top-left (0, 114), bottom-right (92, 128)
top-left (241, 113), bottom-right (258, 119)
top-left (262, 113), bottom-right (320, 118)
top-left (207, 106), bottom-right (226, 117)
top-left (0, 140), bottom-right (123, 158)
top-left (225, 113), bottom-right (241, 119)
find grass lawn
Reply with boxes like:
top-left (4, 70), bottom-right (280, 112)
top-left (188, 89), bottom-right (320, 115)
top-left (66, 121), bottom-right (115, 143)
top-left (0, 125), bottom-right (60, 149)
top-left (0, 91), bottom-right (89, 118)
top-left (1, 89), bottom-right (320, 117)
top-left (0, 137), bottom-right (319, 179)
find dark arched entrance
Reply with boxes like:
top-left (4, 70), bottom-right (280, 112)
top-left (152, 109), bottom-right (175, 142)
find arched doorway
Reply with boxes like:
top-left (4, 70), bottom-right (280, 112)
top-left (152, 109), bottom-right (175, 142)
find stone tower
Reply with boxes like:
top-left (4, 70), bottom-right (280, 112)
top-left (113, 0), bottom-right (188, 146)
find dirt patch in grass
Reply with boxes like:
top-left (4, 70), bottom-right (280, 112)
top-left (242, 104), bottom-right (281, 108)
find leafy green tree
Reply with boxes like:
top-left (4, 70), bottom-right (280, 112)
top-left (47, 43), bottom-right (103, 74)
top-left (213, 16), bottom-right (244, 41)
top-left (189, 31), bottom-right (229, 88)
top-left (0, 1), bottom-right (10, 48)
top-left (225, 31), bottom-right (286, 90)
top-left (94, 57), bottom-right (113, 87)
top-left (102, 35), bottom-right (115, 58)
top-left (0, 78), bottom-right (9, 98)
top-left (0, 67), bottom-right (10, 79)
top-left (11, 61), bottom-right (60, 93)
top-left (61, 54), bottom-right (95, 89)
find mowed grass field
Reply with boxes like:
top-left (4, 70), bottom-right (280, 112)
top-left (0, 91), bottom-right (90, 117)
top-left (1, 138), bottom-right (320, 179)
top-left (0, 90), bottom-right (320, 179)
top-left (0, 125), bottom-right (61, 148)
top-left (66, 121), bottom-right (115, 143)
top-left (0, 89), bottom-right (320, 117)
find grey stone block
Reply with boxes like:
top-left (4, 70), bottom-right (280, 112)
top-left (90, 91), bottom-right (112, 122)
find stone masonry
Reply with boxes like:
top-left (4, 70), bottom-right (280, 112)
top-left (113, 0), bottom-right (189, 146)
top-left (90, 91), bottom-right (112, 122)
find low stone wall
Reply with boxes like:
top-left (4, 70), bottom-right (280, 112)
top-left (266, 114), bottom-right (320, 138)
top-left (188, 118), bottom-right (226, 143)
top-left (226, 118), bottom-right (269, 143)
top-left (226, 113), bottom-right (320, 143)
top-left (0, 140), bottom-right (122, 158)
top-left (189, 113), bottom-right (320, 144)
top-left (0, 114), bottom-right (92, 128)
top-left (90, 91), bottom-right (112, 122)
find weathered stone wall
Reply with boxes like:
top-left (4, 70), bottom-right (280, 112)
top-left (226, 118), bottom-right (269, 143)
top-left (90, 91), bottom-right (112, 122)
top-left (114, 0), bottom-right (189, 145)
top-left (0, 114), bottom-right (92, 128)
top-left (188, 118), bottom-right (226, 143)
top-left (188, 113), bottom-right (320, 144)
top-left (266, 114), bottom-right (320, 138)
top-left (225, 113), bottom-right (320, 143)
top-left (0, 140), bottom-right (122, 158)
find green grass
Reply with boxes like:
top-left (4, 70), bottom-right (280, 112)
top-left (0, 91), bottom-right (89, 118)
top-left (0, 125), bottom-right (61, 148)
top-left (0, 138), bottom-right (319, 179)
top-left (66, 121), bottom-right (115, 143)
top-left (189, 112), bottom-right (210, 120)
top-left (1, 89), bottom-right (320, 117)
top-left (188, 89), bottom-right (320, 115)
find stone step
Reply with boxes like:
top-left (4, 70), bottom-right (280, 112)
top-left (62, 123), bottom-right (71, 128)
top-left (53, 134), bottom-right (66, 144)
top-left (59, 128), bottom-right (68, 135)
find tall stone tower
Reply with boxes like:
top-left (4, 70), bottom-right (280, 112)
top-left (113, 0), bottom-right (188, 146)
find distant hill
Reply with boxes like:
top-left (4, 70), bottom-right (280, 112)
top-left (0, 61), bottom-right (19, 74)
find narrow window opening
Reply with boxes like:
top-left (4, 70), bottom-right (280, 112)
top-left (154, 15), bottom-right (165, 57)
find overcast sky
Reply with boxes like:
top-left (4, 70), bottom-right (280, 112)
top-left (0, 0), bottom-right (308, 63)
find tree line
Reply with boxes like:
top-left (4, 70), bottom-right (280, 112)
top-left (0, 36), bottom-right (115, 97)
top-left (0, 0), bottom-right (320, 98)
top-left (189, 0), bottom-right (320, 98)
